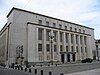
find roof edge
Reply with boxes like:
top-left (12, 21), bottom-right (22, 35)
top-left (7, 7), bottom-right (94, 30)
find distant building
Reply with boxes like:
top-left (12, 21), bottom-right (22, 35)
top-left (0, 7), bottom-right (95, 66)
top-left (94, 39), bottom-right (100, 60)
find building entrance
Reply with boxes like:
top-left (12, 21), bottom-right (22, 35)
top-left (61, 54), bottom-right (65, 63)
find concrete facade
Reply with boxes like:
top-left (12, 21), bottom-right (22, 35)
top-left (0, 7), bottom-right (95, 66)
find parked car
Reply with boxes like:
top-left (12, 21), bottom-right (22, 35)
top-left (81, 58), bottom-right (93, 63)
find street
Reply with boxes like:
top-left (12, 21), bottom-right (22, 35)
top-left (65, 68), bottom-right (100, 75)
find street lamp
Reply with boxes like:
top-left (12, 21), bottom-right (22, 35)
top-left (49, 31), bottom-right (54, 65)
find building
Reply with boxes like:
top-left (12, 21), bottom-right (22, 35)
top-left (94, 39), bottom-right (100, 60)
top-left (0, 7), bottom-right (95, 66)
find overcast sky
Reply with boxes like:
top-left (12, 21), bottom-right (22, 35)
top-left (0, 0), bottom-right (100, 39)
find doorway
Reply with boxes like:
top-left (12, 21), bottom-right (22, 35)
top-left (72, 54), bottom-right (75, 62)
top-left (67, 54), bottom-right (70, 62)
top-left (61, 54), bottom-right (65, 63)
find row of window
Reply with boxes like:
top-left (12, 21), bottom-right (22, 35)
top-left (38, 20), bottom-right (85, 33)
top-left (38, 44), bottom-right (87, 53)
top-left (38, 28), bottom-right (87, 44)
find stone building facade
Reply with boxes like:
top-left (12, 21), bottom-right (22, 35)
top-left (0, 7), bottom-right (95, 66)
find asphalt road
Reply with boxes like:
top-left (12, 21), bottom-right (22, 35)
top-left (65, 68), bottom-right (100, 75)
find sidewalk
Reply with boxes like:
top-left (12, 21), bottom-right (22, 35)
top-left (65, 68), bottom-right (100, 75)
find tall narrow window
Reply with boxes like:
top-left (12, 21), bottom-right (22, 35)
top-left (84, 36), bottom-right (86, 45)
top-left (76, 35), bottom-right (78, 44)
top-left (46, 44), bottom-right (50, 51)
top-left (46, 30), bottom-right (50, 41)
top-left (66, 46), bottom-right (68, 52)
top-left (38, 20), bottom-right (42, 25)
top-left (60, 45), bottom-right (63, 51)
top-left (79, 29), bottom-right (81, 32)
top-left (75, 28), bottom-right (77, 32)
top-left (38, 28), bottom-right (42, 40)
top-left (80, 36), bottom-right (82, 44)
top-left (76, 46), bottom-right (78, 53)
top-left (60, 32), bottom-right (63, 42)
top-left (46, 21), bottom-right (49, 26)
top-left (54, 45), bottom-right (57, 52)
top-left (65, 33), bottom-right (68, 43)
top-left (71, 46), bottom-right (74, 52)
top-left (70, 27), bottom-right (72, 31)
top-left (83, 30), bottom-right (85, 33)
top-left (53, 31), bottom-right (57, 42)
top-left (38, 44), bottom-right (42, 51)
top-left (71, 34), bottom-right (74, 44)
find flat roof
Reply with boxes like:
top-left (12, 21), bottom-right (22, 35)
top-left (7, 7), bottom-right (94, 30)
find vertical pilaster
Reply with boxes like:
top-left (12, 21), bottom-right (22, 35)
top-left (57, 31), bottom-right (60, 61)
top-left (78, 35), bottom-right (81, 60)
top-left (68, 33), bottom-right (71, 52)
top-left (43, 29), bottom-right (46, 61)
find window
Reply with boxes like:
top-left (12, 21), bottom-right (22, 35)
top-left (71, 34), bottom-right (74, 43)
top-left (75, 28), bottom-right (77, 32)
top-left (70, 27), bottom-right (72, 31)
top-left (46, 21), bottom-right (49, 26)
top-left (41, 70), bottom-right (43, 75)
top-left (53, 31), bottom-right (57, 42)
top-left (49, 71), bottom-right (52, 75)
top-left (46, 30), bottom-right (50, 41)
top-left (60, 32), bottom-right (63, 42)
top-left (59, 24), bottom-right (62, 29)
top-left (85, 47), bottom-right (87, 53)
top-left (38, 44), bottom-right (42, 51)
top-left (38, 28), bottom-right (42, 40)
top-left (71, 46), bottom-right (74, 52)
top-left (38, 20), bottom-right (42, 25)
top-left (46, 44), bottom-right (50, 51)
top-left (65, 33), bottom-right (68, 43)
top-left (80, 36), bottom-right (82, 44)
top-left (79, 29), bottom-right (81, 32)
top-left (83, 30), bottom-right (85, 33)
top-left (53, 23), bottom-right (56, 28)
top-left (60, 45), bottom-right (63, 51)
top-left (65, 26), bottom-right (67, 30)
top-left (84, 36), bottom-right (86, 45)
top-left (54, 45), bottom-right (57, 52)
top-left (66, 46), bottom-right (68, 52)
top-left (76, 46), bottom-right (78, 53)
top-left (81, 47), bottom-right (83, 53)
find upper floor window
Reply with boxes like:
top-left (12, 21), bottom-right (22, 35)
top-left (83, 30), bottom-right (85, 33)
top-left (60, 32), bottom-right (63, 42)
top-left (60, 45), bottom-right (63, 51)
top-left (79, 29), bottom-right (81, 32)
top-left (66, 46), bottom-right (68, 52)
top-left (70, 27), bottom-right (72, 31)
top-left (38, 28), bottom-right (43, 40)
top-left (71, 34), bottom-right (74, 43)
top-left (59, 24), bottom-right (62, 29)
top-left (46, 21), bottom-right (49, 26)
top-left (38, 20), bottom-right (42, 25)
top-left (65, 26), bottom-right (67, 30)
top-left (75, 28), bottom-right (77, 32)
top-left (46, 30), bottom-right (50, 41)
top-left (53, 31), bottom-right (57, 42)
top-left (54, 45), bottom-right (57, 52)
top-left (65, 33), bottom-right (68, 43)
top-left (53, 23), bottom-right (56, 28)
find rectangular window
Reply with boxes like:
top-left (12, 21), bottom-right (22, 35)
top-left (76, 46), bottom-right (78, 53)
top-left (41, 70), bottom-right (43, 75)
top-left (84, 36), bottom-right (86, 45)
top-left (60, 45), bottom-right (63, 51)
top-left (66, 46), bottom-right (68, 52)
top-left (54, 45), bottom-right (57, 52)
top-left (46, 44), bottom-right (50, 51)
top-left (81, 47), bottom-right (83, 53)
top-left (79, 29), bottom-right (81, 32)
top-left (53, 23), bottom-right (56, 28)
top-left (80, 36), bottom-right (82, 44)
top-left (71, 46), bottom-right (74, 52)
top-left (38, 44), bottom-right (42, 51)
top-left (75, 28), bottom-right (77, 32)
top-left (59, 24), bottom-right (62, 29)
top-left (71, 34), bottom-right (74, 44)
top-left (38, 28), bottom-right (42, 40)
top-left (65, 33), bottom-right (68, 43)
top-left (83, 30), bottom-right (85, 33)
top-left (70, 27), bottom-right (72, 31)
top-left (38, 20), bottom-right (42, 25)
top-left (65, 26), bottom-right (67, 30)
top-left (60, 32), bottom-right (63, 42)
top-left (85, 47), bottom-right (87, 53)
top-left (46, 21), bottom-right (49, 26)
top-left (46, 30), bottom-right (50, 41)
top-left (53, 31), bottom-right (57, 42)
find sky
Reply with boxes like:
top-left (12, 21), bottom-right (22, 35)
top-left (0, 0), bottom-right (100, 39)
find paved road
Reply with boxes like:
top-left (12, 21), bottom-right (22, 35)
top-left (65, 68), bottom-right (100, 75)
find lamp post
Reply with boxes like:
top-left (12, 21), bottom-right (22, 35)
top-left (49, 31), bottom-right (54, 65)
